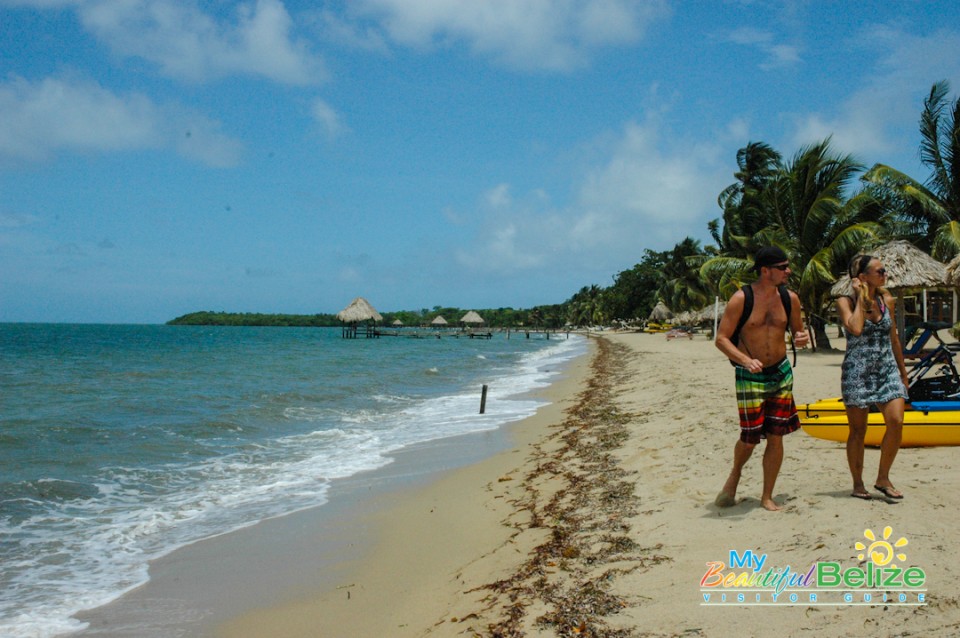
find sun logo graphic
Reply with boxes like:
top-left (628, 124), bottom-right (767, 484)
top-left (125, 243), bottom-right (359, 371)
top-left (855, 526), bottom-right (909, 568)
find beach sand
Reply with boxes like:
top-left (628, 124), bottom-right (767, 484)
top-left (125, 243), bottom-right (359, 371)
top-left (83, 332), bottom-right (960, 637)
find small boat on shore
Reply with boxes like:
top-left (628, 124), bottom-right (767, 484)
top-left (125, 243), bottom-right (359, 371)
top-left (798, 397), bottom-right (960, 447)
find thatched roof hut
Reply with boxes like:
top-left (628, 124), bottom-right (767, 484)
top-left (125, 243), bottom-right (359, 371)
top-left (829, 241), bottom-right (950, 335)
top-left (946, 254), bottom-right (960, 287)
top-left (431, 315), bottom-right (448, 327)
top-left (392, 319), bottom-right (404, 326)
top-left (673, 310), bottom-right (697, 326)
top-left (460, 310), bottom-right (484, 326)
top-left (697, 300), bottom-right (727, 323)
top-left (830, 240), bottom-right (947, 297)
top-left (648, 301), bottom-right (673, 322)
top-left (336, 297), bottom-right (383, 323)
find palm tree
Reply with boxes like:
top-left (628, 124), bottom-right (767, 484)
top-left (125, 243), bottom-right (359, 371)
top-left (712, 141), bottom-right (784, 258)
top-left (658, 237), bottom-right (711, 313)
top-left (775, 140), bottom-right (883, 349)
top-left (701, 143), bottom-right (787, 302)
top-left (703, 139), bottom-right (882, 349)
top-left (566, 285), bottom-right (604, 327)
top-left (863, 80), bottom-right (960, 259)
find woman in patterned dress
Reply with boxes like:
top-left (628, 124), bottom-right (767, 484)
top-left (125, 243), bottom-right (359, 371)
top-left (837, 254), bottom-right (909, 500)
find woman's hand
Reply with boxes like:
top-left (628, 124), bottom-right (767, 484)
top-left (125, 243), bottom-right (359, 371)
top-left (855, 279), bottom-right (872, 311)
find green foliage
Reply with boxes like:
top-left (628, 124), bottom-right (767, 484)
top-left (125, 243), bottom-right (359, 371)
top-left (864, 81), bottom-right (960, 260)
top-left (168, 306), bottom-right (566, 329)
top-left (167, 312), bottom-right (339, 327)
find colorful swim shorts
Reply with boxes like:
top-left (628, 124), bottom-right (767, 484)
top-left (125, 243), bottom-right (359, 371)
top-left (734, 358), bottom-right (799, 444)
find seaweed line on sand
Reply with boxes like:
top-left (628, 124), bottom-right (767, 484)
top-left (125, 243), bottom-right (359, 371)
top-left (461, 337), bottom-right (671, 638)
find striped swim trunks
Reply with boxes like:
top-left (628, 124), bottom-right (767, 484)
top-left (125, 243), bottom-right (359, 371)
top-left (734, 358), bottom-right (800, 444)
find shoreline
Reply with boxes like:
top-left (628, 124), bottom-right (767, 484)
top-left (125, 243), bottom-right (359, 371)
top-left (78, 332), bottom-right (960, 637)
top-left (72, 336), bottom-right (595, 637)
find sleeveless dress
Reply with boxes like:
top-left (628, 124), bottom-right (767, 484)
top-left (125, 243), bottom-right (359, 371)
top-left (841, 296), bottom-right (908, 408)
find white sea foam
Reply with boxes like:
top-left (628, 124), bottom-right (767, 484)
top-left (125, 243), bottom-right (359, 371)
top-left (0, 328), bottom-right (586, 637)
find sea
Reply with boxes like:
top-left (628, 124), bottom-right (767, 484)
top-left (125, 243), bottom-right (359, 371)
top-left (0, 323), bottom-right (586, 638)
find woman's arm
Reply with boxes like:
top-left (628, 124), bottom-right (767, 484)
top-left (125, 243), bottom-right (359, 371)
top-left (837, 292), bottom-right (866, 337)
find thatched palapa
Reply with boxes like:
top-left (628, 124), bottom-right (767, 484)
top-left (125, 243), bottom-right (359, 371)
top-left (431, 316), bottom-right (448, 327)
top-left (459, 311), bottom-right (484, 326)
top-left (336, 297), bottom-right (383, 323)
top-left (829, 240), bottom-right (947, 297)
top-left (648, 301), bottom-right (673, 322)
top-left (946, 254), bottom-right (960, 288)
top-left (829, 241), bottom-right (951, 336)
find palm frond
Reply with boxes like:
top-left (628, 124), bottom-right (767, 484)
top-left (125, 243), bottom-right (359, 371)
top-left (933, 221), bottom-right (960, 261)
top-left (920, 81), bottom-right (951, 195)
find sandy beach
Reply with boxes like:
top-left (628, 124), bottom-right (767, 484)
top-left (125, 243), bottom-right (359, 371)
top-left (82, 331), bottom-right (960, 637)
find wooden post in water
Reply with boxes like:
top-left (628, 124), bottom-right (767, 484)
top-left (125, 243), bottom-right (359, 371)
top-left (479, 384), bottom-right (488, 414)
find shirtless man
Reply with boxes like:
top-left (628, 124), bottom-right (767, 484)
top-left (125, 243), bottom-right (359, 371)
top-left (714, 246), bottom-right (810, 511)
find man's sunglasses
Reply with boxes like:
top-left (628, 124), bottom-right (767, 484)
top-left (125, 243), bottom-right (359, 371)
top-left (771, 264), bottom-right (790, 271)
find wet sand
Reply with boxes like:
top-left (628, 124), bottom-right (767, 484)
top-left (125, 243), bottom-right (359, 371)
top-left (82, 332), bottom-right (960, 637)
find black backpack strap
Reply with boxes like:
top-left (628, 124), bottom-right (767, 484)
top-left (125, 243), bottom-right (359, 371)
top-left (778, 284), bottom-right (797, 367)
top-left (730, 284), bottom-right (753, 347)
top-left (731, 283), bottom-right (797, 366)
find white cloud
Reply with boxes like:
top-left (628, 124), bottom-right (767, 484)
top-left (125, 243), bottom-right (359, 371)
top-left (76, 0), bottom-right (325, 84)
top-left (724, 26), bottom-right (801, 69)
top-left (789, 26), bottom-right (960, 164)
top-left (312, 8), bottom-right (390, 53)
top-left (354, 0), bottom-right (670, 71)
top-left (0, 75), bottom-right (242, 166)
top-left (0, 0), bottom-right (79, 6)
top-left (573, 120), bottom-right (726, 247)
top-left (311, 98), bottom-right (349, 138)
top-left (456, 117), bottom-right (729, 276)
top-left (0, 210), bottom-right (40, 228)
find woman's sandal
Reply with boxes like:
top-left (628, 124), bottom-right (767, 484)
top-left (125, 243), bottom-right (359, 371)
top-left (851, 489), bottom-right (872, 500)
top-left (874, 484), bottom-right (904, 500)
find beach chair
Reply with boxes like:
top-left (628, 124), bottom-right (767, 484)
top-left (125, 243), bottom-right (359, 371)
top-left (907, 337), bottom-right (960, 402)
top-left (903, 321), bottom-right (953, 359)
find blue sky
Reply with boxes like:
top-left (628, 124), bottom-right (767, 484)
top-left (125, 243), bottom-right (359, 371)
top-left (2, 0), bottom-right (959, 323)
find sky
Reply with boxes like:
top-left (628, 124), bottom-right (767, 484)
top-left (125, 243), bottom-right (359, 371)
top-left (2, 1), bottom-right (960, 324)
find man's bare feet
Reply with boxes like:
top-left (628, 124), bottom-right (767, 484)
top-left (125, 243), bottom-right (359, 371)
top-left (761, 498), bottom-right (782, 512)
top-left (715, 490), bottom-right (737, 507)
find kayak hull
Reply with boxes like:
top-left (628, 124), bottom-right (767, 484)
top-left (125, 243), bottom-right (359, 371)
top-left (799, 397), bottom-right (960, 447)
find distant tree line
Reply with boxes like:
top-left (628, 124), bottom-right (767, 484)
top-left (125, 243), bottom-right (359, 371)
top-left (167, 312), bottom-right (339, 327)
top-left (167, 306), bottom-right (569, 329)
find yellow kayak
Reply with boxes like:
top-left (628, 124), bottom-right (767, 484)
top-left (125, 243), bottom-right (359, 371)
top-left (798, 397), bottom-right (960, 447)
top-left (643, 322), bottom-right (674, 333)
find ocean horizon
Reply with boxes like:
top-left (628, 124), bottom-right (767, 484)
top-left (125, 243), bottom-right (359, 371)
top-left (0, 324), bottom-right (586, 637)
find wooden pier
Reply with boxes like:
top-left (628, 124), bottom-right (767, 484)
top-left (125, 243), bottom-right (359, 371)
top-left (370, 328), bottom-right (568, 340)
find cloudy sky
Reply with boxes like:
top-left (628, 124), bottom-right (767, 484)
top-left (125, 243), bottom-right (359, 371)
top-left (2, 0), bottom-right (959, 323)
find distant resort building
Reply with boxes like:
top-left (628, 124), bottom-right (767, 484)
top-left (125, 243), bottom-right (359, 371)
top-left (337, 297), bottom-right (382, 338)
top-left (459, 310), bottom-right (484, 327)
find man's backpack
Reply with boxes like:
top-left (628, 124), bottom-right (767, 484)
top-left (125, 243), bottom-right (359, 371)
top-left (730, 283), bottom-right (797, 366)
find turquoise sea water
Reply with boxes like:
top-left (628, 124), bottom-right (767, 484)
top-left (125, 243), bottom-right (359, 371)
top-left (0, 324), bottom-right (585, 637)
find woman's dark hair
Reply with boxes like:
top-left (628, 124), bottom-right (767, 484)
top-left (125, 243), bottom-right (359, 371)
top-left (849, 254), bottom-right (874, 278)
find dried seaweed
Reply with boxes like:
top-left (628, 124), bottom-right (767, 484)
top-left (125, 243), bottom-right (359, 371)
top-left (462, 339), bottom-right (672, 637)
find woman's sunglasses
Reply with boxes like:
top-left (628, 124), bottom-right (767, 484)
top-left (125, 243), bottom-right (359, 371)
top-left (872, 268), bottom-right (887, 275)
